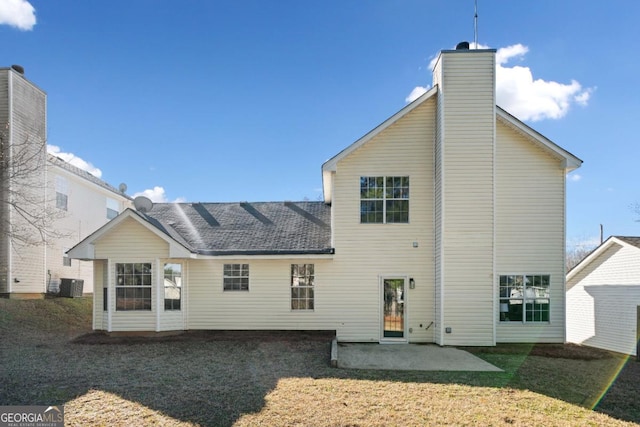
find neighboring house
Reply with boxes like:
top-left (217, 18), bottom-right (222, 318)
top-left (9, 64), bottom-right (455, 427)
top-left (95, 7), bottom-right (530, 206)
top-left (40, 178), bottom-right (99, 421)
top-left (566, 236), bottom-right (640, 356)
top-left (69, 44), bottom-right (582, 345)
top-left (0, 65), bottom-right (131, 298)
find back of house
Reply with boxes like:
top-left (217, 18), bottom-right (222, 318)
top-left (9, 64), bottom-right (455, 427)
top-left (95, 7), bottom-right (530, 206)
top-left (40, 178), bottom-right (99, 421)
top-left (69, 44), bottom-right (581, 346)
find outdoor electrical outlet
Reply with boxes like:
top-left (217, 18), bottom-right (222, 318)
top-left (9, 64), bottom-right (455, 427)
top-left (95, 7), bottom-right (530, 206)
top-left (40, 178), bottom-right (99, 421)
top-left (445, 327), bottom-right (452, 334)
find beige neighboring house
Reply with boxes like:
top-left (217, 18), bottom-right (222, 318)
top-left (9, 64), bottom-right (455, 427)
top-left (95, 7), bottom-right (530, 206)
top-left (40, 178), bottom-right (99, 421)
top-left (0, 65), bottom-right (131, 298)
top-left (69, 44), bottom-right (582, 346)
top-left (566, 236), bottom-right (640, 356)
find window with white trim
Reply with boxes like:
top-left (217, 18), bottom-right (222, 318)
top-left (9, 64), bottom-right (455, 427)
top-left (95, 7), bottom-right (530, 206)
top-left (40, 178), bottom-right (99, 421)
top-left (106, 197), bottom-right (119, 220)
top-left (360, 176), bottom-right (409, 223)
top-left (291, 264), bottom-right (314, 310)
top-left (115, 263), bottom-right (152, 311)
top-left (164, 263), bottom-right (182, 310)
top-left (499, 275), bottom-right (550, 322)
top-left (223, 264), bottom-right (249, 291)
top-left (62, 247), bottom-right (71, 267)
top-left (55, 176), bottom-right (68, 211)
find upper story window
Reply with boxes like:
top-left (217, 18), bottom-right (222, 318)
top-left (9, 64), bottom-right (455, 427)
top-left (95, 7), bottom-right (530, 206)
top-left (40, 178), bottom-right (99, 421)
top-left (360, 176), bottom-right (409, 223)
top-left (55, 176), bottom-right (68, 211)
top-left (106, 197), bottom-right (119, 220)
top-left (62, 247), bottom-right (71, 267)
top-left (499, 275), bottom-right (550, 323)
top-left (223, 264), bottom-right (249, 291)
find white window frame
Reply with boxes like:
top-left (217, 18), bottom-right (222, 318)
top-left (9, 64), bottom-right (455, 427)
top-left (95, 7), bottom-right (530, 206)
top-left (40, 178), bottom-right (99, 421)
top-left (291, 264), bottom-right (314, 310)
top-left (55, 176), bottom-right (69, 211)
top-left (106, 197), bottom-right (119, 220)
top-left (223, 264), bottom-right (249, 291)
top-left (360, 176), bottom-right (409, 224)
top-left (115, 262), bottom-right (153, 311)
top-left (163, 262), bottom-right (182, 311)
top-left (499, 274), bottom-right (550, 323)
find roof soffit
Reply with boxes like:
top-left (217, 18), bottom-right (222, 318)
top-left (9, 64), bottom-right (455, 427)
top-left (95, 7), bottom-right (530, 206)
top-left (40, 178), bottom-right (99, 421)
top-left (322, 85), bottom-right (438, 173)
top-left (496, 108), bottom-right (582, 171)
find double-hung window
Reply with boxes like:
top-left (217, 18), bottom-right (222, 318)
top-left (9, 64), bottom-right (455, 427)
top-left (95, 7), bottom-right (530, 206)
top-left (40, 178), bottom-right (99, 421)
top-left (360, 176), bottom-right (409, 223)
top-left (291, 264), bottom-right (314, 310)
top-left (499, 274), bottom-right (550, 322)
top-left (106, 198), bottom-right (119, 220)
top-left (223, 264), bottom-right (249, 291)
top-left (55, 176), bottom-right (68, 211)
top-left (115, 263), bottom-right (152, 311)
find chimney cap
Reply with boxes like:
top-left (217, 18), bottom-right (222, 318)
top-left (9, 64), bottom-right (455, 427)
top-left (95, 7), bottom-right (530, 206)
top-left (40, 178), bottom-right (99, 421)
top-left (10, 64), bottom-right (24, 75)
top-left (455, 41), bottom-right (470, 50)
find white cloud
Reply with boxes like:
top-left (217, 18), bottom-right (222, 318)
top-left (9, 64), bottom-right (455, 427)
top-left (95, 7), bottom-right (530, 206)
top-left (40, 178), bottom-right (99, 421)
top-left (567, 173), bottom-right (582, 182)
top-left (133, 186), bottom-right (168, 203)
top-left (132, 186), bottom-right (185, 203)
top-left (408, 43), bottom-right (594, 122)
top-left (0, 0), bottom-right (36, 30)
top-left (47, 145), bottom-right (103, 178)
top-left (496, 43), bottom-right (593, 121)
top-left (405, 85), bottom-right (430, 103)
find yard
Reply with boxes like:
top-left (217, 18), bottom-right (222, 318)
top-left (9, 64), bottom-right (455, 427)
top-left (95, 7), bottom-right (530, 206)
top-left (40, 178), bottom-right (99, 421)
top-left (0, 297), bottom-right (638, 426)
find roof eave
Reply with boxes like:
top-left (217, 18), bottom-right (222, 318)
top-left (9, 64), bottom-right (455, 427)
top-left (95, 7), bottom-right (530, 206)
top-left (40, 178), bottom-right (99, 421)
top-left (322, 85), bottom-right (438, 203)
top-left (496, 107), bottom-right (583, 172)
top-left (67, 208), bottom-right (193, 260)
top-left (566, 236), bottom-right (640, 281)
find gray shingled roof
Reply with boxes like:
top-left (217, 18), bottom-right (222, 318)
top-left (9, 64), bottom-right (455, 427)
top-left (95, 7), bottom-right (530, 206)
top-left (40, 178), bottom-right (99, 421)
top-left (614, 236), bottom-right (640, 249)
top-left (48, 153), bottom-right (131, 199)
top-left (134, 201), bottom-right (333, 256)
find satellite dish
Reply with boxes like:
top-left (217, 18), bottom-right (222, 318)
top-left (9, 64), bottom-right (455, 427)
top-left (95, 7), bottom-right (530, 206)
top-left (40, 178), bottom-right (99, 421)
top-left (118, 183), bottom-right (128, 193)
top-left (133, 196), bottom-right (153, 213)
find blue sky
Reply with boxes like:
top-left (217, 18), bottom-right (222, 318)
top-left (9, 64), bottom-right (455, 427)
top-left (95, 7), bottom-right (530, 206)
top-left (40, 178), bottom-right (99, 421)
top-left (2, 1), bottom-right (639, 251)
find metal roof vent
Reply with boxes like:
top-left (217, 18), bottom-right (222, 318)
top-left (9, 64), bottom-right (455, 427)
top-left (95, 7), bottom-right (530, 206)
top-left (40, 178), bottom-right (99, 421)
top-left (133, 196), bottom-right (153, 213)
top-left (456, 41), bottom-right (470, 50)
top-left (11, 65), bottom-right (24, 75)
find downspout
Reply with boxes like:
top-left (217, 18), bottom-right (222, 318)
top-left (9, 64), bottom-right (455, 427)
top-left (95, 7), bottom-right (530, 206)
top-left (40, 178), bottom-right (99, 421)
top-left (437, 85), bottom-right (445, 347)
top-left (491, 61), bottom-right (497, 346)
top-left (6, 71), bottom-right (13, 293)
top-left (42, 143), bottom-right (48, 294)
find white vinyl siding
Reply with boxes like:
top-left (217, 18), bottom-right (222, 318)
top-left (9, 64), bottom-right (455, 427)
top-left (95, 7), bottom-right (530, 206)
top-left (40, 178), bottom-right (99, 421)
top-left (94, 217), bottom-right (169, 259)
top-left (325, 98), bottom-right (436, 342)
top-left (2, 71), bottom-right (47, 294)
top-left (94, 218), bottom-right (170, 332)
top-left (567, 242), bottom-right (640, 356)
top-left (433, 50), bottom-right (495, 346)
top-left (187, 259), bottom-right (331, 331)
top-left (495, 121), bottom-right (566, 343)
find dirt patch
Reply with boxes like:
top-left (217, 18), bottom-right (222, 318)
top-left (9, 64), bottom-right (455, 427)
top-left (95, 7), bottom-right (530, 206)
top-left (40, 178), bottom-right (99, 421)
top-left (72, 329), bottom-right (336, 345)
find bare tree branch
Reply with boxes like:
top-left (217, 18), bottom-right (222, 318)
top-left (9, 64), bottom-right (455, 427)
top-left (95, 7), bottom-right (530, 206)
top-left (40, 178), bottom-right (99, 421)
top-left (0, 122), bottom-right (70, 249)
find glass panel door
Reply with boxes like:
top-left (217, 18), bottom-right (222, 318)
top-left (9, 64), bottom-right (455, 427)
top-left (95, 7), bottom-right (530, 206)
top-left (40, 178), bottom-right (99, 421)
top-left (382, 278), bottom-right (405, 338)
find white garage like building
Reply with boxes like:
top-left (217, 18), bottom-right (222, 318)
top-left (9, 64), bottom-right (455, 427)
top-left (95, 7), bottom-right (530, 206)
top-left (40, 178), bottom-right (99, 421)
top-left (566, 236), bottom-right (640, 356)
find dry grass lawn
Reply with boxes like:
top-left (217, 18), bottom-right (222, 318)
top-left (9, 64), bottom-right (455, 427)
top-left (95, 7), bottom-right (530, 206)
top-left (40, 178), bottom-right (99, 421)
top-left (1, 297), bottom-right (639, 426)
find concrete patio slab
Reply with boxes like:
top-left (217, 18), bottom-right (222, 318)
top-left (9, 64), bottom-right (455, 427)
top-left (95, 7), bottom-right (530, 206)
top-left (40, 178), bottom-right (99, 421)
top-left (334, 342), bottom-right (502, 372)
